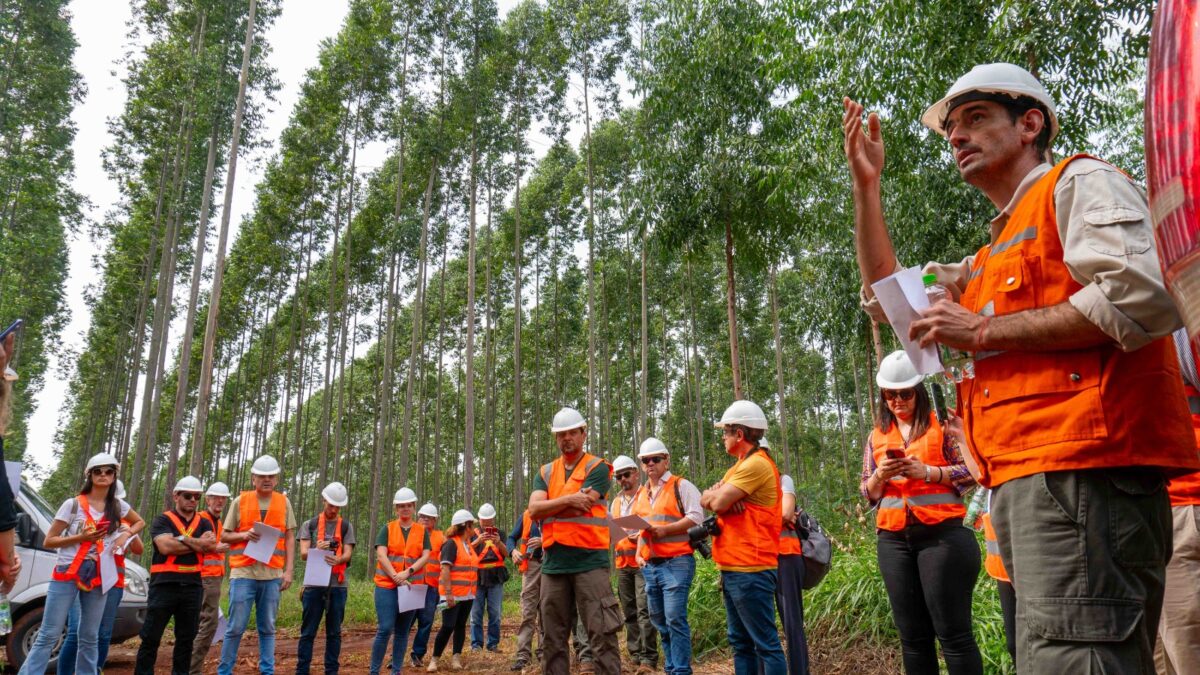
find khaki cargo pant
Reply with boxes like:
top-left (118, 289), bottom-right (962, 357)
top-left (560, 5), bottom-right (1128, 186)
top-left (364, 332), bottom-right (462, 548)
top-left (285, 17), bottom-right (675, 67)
top-left (514, 559), bottom-right (545, 666)
top-left (540, 567), bottom-right (622, 675)
top-left (189, 575), bottom-right (223, 674)
top-left (1155, 504), bottom-right (1200, 675)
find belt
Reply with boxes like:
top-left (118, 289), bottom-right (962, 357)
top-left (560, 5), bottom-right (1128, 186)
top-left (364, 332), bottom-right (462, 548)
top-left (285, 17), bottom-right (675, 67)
top-left (646, 554), bottom-right (691, 565)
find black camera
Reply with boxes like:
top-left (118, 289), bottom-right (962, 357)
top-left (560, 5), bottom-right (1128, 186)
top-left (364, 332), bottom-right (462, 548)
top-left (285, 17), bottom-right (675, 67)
top-left (687, 515), bottom-right (720, 558)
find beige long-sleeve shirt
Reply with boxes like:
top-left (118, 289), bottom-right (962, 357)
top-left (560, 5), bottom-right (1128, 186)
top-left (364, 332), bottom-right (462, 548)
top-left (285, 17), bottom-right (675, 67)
top-left (862, 159), bottom-right (1182, 351)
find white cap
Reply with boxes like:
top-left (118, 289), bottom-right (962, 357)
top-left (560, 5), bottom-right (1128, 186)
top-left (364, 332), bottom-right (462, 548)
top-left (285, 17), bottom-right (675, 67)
top-left (418, 503), bottom-right (439, 518)
top-left (85, 453), bottom-right (120, 475)
top-left (174, 475), bottom-right (203, 493)
top-left (321, 482), bottom-right (349, 507)
top-left (550, 407), bottom-right (587, 433)
top-left (251, 455), bottom-right (281, 476)
top-left (478, 503), bottom-right (497, 520)
top-left (451, 509), bottom-right (475, 527)
top-left (922, 63), bottom-right (1058, 142)
top-left (612, 455), bottom-right (638, 473)
top-left (781, 474), bottom-right (795, 496)
top-left (205, 481), bottom-right (231, 497)
top-left (115, 480), bottom-right (127, 500)
top-left (637, 437), bottom-right (669, 458)
top-left (714, 400), bottom-right (769, 430)
top-left (393, 487), bottom-right (418, 505)
top-left (877, 350), bottom-right (923, 389)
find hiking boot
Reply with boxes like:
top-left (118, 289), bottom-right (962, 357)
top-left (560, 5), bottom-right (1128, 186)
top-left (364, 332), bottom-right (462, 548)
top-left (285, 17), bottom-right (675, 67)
top-left (451, 654), bottom-right (464, 670)
top-left (427, 657), bottom-right (439, 672)
top-left (510, 661), bottom-right (528, 671)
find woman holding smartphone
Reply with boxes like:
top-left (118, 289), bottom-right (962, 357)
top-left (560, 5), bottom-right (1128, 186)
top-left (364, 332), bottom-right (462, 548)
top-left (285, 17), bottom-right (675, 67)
top-left (859, 351), bottom-right (981, 675)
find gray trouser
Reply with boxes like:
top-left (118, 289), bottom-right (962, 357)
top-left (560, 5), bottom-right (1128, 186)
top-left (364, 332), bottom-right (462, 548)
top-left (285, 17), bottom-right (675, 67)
top-left (1155, 504), bottom-right (1200, 675)
top-left (993, 469), bottom-right (1170, 674)
top-left (515, 560), bottom-right (544, 665)
top-left (540, 568), bottom-right (621, 675)
top-left (189, 576), bottom-right (223, 675)
top-left (617, 566), bottom-right (657, 666)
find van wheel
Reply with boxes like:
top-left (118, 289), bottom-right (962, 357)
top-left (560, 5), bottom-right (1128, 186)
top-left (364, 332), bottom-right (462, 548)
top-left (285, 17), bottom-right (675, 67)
top-left (7, 605), bottom-right (62, 671)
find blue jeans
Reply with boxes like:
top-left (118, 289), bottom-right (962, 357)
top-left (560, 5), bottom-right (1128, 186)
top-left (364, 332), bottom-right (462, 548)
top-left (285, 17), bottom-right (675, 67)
top-left (470, 583), bottom-right (503, 649)
top-left (297, 586), bottom-right (347, 675)
top-left (411, 585), bottom-right (440, 660)
top-left (721, 570), bottom-right (787, 675)
top-left (58, 586), bottom-right (123, 673)
top-left (217, 577), bottom-right (282, 675)
top-left (644, 556), bottom-right (696, 675)
top-left (370, 585), bottom-right (419, 675)
top-left (18, 580), bottom-right (106, 675)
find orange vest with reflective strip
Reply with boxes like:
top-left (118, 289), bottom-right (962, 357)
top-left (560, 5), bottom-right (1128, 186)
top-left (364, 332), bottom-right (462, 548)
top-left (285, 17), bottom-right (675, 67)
top-left (1169, 384), bottom-right (1200, 506)
top-left (199, 511), bottom-right (225, 578)
top-left (441, 534), bottom-right (479, 600)
top-left (712, 449), bottom-right (781, 571)
top-left (959, 155), bottom-right (1199, 487)
top-left (981, 511), bottom-right (1009, 582)
top-left (374, 520), bottom-right (427, 589)
top-left (52, 495), bottom-right (107, 587)
top-left (229, 491), bottom-right (288, 569)
top-left (780, 518), bottom-right (803, 556)
top-left (474, 531), bottom-right (505, 570)
top-left (871, 414), bottom-right (966, 531)
top-left (635, 478), bottom-right (693, 560)
top-left (516, 511), bottom-right (535, 573)
top-left (151, 510), bottom-right (204, 575)
top-left (541, 453), bottom-right (612, 551)
top-left (315, 512), bottom-right (347, 583)
top-left (425, 529), bottom-right (445, 586)
top-left (610, 488), bottom-right (643, 568)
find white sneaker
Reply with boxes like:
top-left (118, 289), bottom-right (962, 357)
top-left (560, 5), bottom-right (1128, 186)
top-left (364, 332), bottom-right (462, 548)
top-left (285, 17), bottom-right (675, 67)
top-left (427, 657), bottom-right (439, 672)
top-left (451, 654), bottom-right (464, 670)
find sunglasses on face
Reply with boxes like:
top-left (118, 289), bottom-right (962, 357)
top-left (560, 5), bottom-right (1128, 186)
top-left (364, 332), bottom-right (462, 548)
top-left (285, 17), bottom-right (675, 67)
top-left (178, 492), bottom-right (201, 501)
top-left (882, 389), bottom-right (916, 402)
top-left (615, 470), bottom-right (636, 480)
top-left (641, 456), bottom-right (665, 465)
top-left (91, 467), bottom-right (116, 477)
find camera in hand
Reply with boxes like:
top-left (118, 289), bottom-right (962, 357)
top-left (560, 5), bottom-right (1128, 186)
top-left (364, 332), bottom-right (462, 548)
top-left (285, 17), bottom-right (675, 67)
top-left (686, 515), bottom-right (721, 559)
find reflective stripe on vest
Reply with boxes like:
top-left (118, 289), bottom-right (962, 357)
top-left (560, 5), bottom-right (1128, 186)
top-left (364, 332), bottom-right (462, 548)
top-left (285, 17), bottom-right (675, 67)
top-left (229, 491), bottom-right (288, 569)
top-left (635, 476), bottom-right (692, 560)
top-left (200, 511), bottom-right (225, 577)
top-left (712, 449), bottom-right (782, 571)
top-left (52, 495), bottom-right (106, 587)
top-left (981, 512), bottom-right (1009, 582)
top-left (958, 155), bottom-right (1199, 487)
top-left (375, 520), bottom-right (427, 589)
top-left (441, 535), bottom-right (479, 600)
top-left (475, 537), bottom-right (505, 569)
top-left (542, 454), bottom-right (612, 551)
top-left (425, 529), bottom-right (445, 586)
top-left (517, 510), bottom-right (533, 573)
top-left (611, 488), bottom-right (642, 569)
top-left (150, 510), bottom-right (204, 575)
top-left (780, 525), bottom-right (802, 556)
top-left (871, 415), bottom-right (966, 531)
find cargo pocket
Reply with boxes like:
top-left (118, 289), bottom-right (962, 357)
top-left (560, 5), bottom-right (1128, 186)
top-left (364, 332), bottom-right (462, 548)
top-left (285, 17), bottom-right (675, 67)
top-left (1082, 205), bottom-right (1151, 256)
top-left (1107, 472), bottom-right (1170, 568)
top-left (598, 594), bottom-right (623, 635)
top-left (1025, 597), bottom-right (1142, 643)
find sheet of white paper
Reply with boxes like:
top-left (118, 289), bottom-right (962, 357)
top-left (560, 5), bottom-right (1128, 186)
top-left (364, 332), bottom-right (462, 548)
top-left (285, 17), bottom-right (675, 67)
top-left (212, 607), bottom-right (227, 645)
top-left (244, 522), bottom-right (282, 565)
top-left (4, 461), bottom-right (18, 496)
top-left (303, 550), bottom-right (333, 587)
top-left (611, 514), bottom-right (651, 530)
top-left (100, 547), bottom-right (119, 594)
top-left (871, 267), bottom-right (943, 375)
top-left (397, 583), bottom-right (428, 613)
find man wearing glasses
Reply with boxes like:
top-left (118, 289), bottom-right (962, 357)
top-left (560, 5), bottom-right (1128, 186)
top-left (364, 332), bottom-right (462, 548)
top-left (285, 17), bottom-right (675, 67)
top-left (608, 455), bottom-right (656, 674)
top-left (635, 438), bottom-right (703, 675)
top-left (135, 476), bottom-right (218, 675)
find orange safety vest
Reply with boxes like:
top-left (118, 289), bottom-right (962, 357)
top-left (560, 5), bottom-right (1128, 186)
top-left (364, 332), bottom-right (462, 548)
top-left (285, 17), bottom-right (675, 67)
top-left (611, 488), bottom-right (642, 569)
top-left (440, 534), bottom-right (479, 601)
top-left (374, 520), bottom-right (427, 589)
top-left (540, 453), bottom-right (612, 551)
top-left (1169, 384), bottom-right (1200, 506)
top-left (150, 510), bottom-right (204, 575)
top-left (871, 414), bottom-right (966, 531)
top-left (515, 510), bottom-right (536, 573)
top-left (780, 520), bottom-right (803, 557)
top-left (958, 155), bottom-right (1199, 487)
top-left (199, 510), bottom-right (225, 577)
top-left (229, 491), bottom-right (288, 569)
top-left (981, 510), bottom-right (1010, 583)
top-left (712, 448), bottom-right (782, 571)
top-left (315, 512), bottom-right (347, 583)
top-left (425, 529), bottom-right (445, 587)
top-left (474, 530), bottom-right (505, 570)
top-left (52, 495), bottom-right (108, 588)
top-left (635, 478), bottom-right (693, 560)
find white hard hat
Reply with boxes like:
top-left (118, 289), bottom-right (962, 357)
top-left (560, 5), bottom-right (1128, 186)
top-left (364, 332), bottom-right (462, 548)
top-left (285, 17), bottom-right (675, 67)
top-left (206, 481), bottom-right (231, 497)
top-left (637, 437), bottom-right (669, 458)
top-left (321, 482), bottom-right (349, 507)
top-left (393, 487), bottom-right (418, 505)
top-left (550, 407), bottom-right (587, 433)
top-left (922, 63), bottom-right (1058, 142)
top-left (759, 438), bottom-right (770, 450)
top-left (612, 455), bottom-right (637, 473)
top-left (714, 400), bottom-right (769, 430)
top-left (85, 452), bottom-right (120, 475)
top-left (418, 503), bottom-right (439, 518)
top-left (877, 350), bottom-right (924, 389)
top-left (115, 480), bottom-right (127, 500)
top-left (174, 475), bottom-right (204, 493)
top-left (478, 503), bottom-right (497, 520)
top-left (451, 509), bottom-right (475, 527)
top-left (251, 455), bottom-right (281, 476)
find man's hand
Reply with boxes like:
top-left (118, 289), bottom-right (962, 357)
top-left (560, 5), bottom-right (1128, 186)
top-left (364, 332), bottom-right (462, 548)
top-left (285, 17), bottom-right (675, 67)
top-left (281, 570), bottom-right (293, 591)
top-left (0, 551), bottom-right (19, 593)
top-left (645, 526), bottom-right (669, 541)
top-left (245, 529), bottom-right (261, 543)
top-left (843, 97), bottom-right (885, 187)
top-left (316, 538), bottom-right (332, 551)
top-left (215, 542), bottom-right (230, 554)
top-left (910, 302), bottom-right (986, 351)
top-left (511, 550), bottom-right (524, 564)
top-left (635, 554), bottom-right (646, 568)
top-left (562, 492), bottom-right (595, 512)
top-left (526, 536), bottom-right (541, 549)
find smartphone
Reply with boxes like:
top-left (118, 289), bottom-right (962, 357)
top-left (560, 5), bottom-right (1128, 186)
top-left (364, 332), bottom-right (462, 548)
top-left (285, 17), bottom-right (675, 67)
top-left (931, 382), bottom-right (948, 424)
top-left (0, 319), bottom-right (22, 342)
top-left (885, 449), bottom-right (906, 460)
top-left (485, 526), bottom-right (499, 537)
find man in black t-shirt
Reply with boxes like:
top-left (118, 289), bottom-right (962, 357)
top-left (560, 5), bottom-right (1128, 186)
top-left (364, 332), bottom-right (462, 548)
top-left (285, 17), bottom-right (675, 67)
top-left (135, 476), bottom-right (217, 675)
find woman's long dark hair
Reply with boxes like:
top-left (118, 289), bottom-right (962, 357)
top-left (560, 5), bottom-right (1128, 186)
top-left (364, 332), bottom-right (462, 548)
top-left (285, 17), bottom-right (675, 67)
top-left (446, 522), bottom-right (473, 539)
top-left (80, 468), bottom-right (122, 535)
top-left (879, 384), bottom-right (933, 442)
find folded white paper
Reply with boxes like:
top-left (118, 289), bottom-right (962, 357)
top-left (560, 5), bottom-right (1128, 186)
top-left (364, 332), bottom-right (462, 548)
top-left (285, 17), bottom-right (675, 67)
top-left (243, 522), bottom-right (282, 565)
top-left (870, 267), bottom-right (943, 375)
top-left (397, 583), bottom-right (428, 613)
top-left (611, 514), bottom-right (651, 531)
top-left (302, 549), bottom-right (333, 587)
top-left (100, 546), bottom-right (119, 594)
top-left (213, 606), bottom-right (226, 645)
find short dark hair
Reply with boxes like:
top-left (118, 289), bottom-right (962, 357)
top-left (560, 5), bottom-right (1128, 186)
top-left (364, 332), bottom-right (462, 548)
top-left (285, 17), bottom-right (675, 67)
top-left (944, 92), bottom-right (1053, 157)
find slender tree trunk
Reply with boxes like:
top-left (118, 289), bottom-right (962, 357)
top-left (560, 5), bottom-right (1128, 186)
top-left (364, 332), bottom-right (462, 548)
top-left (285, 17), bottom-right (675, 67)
top-left (640, 228), bottom-right (648, 441)
top-left (582, 68), bottom-right (598, 438)
top-left (463, 131), bottom-right (478, 507)
top-left (770, 265), bottom-right (790, 473)
top-left (512, 149), bottom-right (524, 504)
top-left (400, 158), bottom-right (438, 486)
top-left (724, 220), bottom-right (742, 399)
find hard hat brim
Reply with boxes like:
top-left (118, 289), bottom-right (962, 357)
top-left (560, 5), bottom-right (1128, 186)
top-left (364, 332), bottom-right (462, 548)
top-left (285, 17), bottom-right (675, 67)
top-left (550, 420), bottom-right (587, 433)
top-left (322, 494), bottom-right (349, 507)
top-left (876, 371), bottom-right (925, 389)
top-left (921, 86), bottom-right (1060, 141)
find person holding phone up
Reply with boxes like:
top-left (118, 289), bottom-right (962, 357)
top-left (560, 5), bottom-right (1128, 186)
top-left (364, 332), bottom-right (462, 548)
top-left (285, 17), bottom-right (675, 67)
top-left (859, 351), bottom-right (981, 675)
top-left (469, 503), bottom-right (508, 652)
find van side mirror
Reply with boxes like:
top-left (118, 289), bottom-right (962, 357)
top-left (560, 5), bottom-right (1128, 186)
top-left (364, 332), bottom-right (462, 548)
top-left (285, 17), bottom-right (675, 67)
top-left (16, 512), bottom-right (34, 548)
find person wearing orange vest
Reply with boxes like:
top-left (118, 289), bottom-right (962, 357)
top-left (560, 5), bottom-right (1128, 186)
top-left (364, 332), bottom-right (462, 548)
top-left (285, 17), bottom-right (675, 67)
top-left (468, 502), bottom-right (508, 652)
top-left (18, 453), bottom-right (145, 675)
top-left (134, 475), bottom-right (217, 675)
top-left (189, 480), bottom-right (231, 675)
top-left (701, 400), bottom-right (786, 675)
top-left (296, 482), bottom-right (355, 675)
top-left (507, 508), bottom-right (544, 671)
top-left (777, 470), bottom-right (810, 674)
top-left (635, 438), bottom-right (701, 675)
top-left (528, 407), bottom-right (622, 675)
top-left (370, 486), bottom-right (433, 675)
top-left (428, 509), bottom-right (480, 672)
top-left (846, 62), bottom-right (1200, 671)
top-left (608, 454), bottom-right (657, 673)
top-left (217, 455), bottom-right (297, 675)
top-left (411, 503), bottom-right (445, 668)
top-left (859, 352), bottom-right (982, 674)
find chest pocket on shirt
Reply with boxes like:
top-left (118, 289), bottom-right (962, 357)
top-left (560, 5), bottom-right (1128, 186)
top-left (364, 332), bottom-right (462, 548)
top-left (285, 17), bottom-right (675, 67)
top-left (1082, 205), bottom-right (1151, 256)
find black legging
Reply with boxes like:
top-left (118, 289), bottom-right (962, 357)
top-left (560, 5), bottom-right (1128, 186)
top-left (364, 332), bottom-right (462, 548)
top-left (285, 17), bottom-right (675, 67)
top-left (997, 579), bottom-right (1016, 664)
top-left (876, 519), bottom-right (983, 675)
top-left (433, 598), bottom-right (474, 657)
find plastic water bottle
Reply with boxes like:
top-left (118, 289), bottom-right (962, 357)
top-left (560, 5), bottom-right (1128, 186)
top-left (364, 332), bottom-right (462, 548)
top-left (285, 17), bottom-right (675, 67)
top-left (964, 488), bottom-right (988, 531)
top-left (922, 274), bottom-right (975, 381)
top-left (0, 592), bottom-right (11, 636)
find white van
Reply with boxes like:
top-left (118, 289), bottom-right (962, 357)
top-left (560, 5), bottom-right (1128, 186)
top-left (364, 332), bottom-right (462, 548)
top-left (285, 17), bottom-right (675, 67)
top-left (5, 483), bottom-right (148, 670)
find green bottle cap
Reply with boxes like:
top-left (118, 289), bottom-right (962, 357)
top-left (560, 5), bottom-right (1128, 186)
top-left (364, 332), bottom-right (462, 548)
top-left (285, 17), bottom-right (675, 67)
top-left (922, 273), bottom-right (938, 286)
